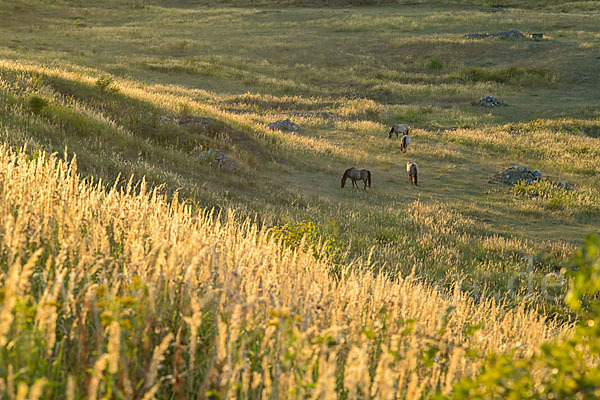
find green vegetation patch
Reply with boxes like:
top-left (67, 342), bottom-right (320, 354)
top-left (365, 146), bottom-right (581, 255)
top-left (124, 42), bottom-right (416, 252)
top-left (458, 66), bottom-right (556, 87)
top-left (448, 234), bottom-right (600, 399)
top-left (513, 179), bottom-right (600, 218)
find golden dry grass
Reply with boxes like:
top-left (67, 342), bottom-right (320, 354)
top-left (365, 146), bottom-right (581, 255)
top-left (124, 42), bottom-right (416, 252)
top-left (1, 3), bottom-right (600, 396)
top-left (0, 144), bottom-right (569, 398)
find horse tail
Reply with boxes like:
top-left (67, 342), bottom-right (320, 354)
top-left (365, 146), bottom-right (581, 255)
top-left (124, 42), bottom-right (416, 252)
top-left (367, 171), bottom-right (371, 187)
top-left (414, 165), bottom-right (418, 186)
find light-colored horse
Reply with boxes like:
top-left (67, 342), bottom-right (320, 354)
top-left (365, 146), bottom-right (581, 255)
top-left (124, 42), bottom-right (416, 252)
top-left (389, 124), bottom-right (410, 138)
top-left (341, 167), bottom-right (371, 189)
top-left (407, 162), bottom-right (418, 186)
top-left (400, 135), bottom-right (410, 152)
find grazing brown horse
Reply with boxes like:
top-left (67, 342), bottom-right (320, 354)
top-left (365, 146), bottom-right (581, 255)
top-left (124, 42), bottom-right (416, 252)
top-left (341, 167), bottom-right (371, 189)
top-left (389, 124), bottom-right (410, 139)
top-left (400, 135), bottom-right (410, 152)
top-left (407, 161), bottom-right (418, 186)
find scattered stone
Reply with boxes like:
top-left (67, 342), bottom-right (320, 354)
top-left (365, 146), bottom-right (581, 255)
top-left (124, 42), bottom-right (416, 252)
top-left (464, 30), bottom-right (526, 40)
top-left (214, 151), bottom-right (239, 172)
top-left (464, 33), bottom-right (489, 39)
top-left (493, 30), bottom-right (525, 39)
top-left (199, 149), bottom-right (238, 172)
top-left (267, 118), bottom-right (302, 132)
top-left (477, 96), bottom-right (504, 107)
top-left (489, 165), bottom-right (542, 185)
top-left (490, 166), bottom-right (572, 189)
top-left (531, 33), bottom-right (544, 40)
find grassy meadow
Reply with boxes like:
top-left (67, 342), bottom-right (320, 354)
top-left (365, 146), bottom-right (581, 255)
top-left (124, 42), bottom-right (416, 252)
top-left (1, 0), bottom-right (600, 398)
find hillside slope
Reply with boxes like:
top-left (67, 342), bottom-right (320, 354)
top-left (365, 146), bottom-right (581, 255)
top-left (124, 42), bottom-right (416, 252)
top-left (2, 55), bottom-right (599, 315)
top-left (1, 1), bottom-right (600, 397)
top-left (0, 144), bottom-right (566, 398)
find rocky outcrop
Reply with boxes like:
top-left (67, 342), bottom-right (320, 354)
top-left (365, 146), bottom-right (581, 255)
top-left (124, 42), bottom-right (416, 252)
top-left (267, 118), bottom-right (301, 132)
top-left (490, 166), bottom-right (571, 189)
top-left (477, 96), bottom-right (504, 107)
top-left (464, 30), bottom-right (526, 40)
top-left (490, 165), bottom-right (542, 185)
top-left (199, 149), bottom-right (239, 172)
top-left (214, 151), bottom-right (238, 172)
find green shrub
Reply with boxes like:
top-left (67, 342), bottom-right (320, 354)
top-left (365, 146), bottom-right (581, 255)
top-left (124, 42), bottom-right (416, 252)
top-left (428, 57), bottom-right (443, 70)
top-left (269, 219), bottom-right (345, 263)
top-left (459, 66), bottom-right (555, 86)
top-left (513, 179), bottom-right (600, 216)
top-left (446, 234), bottom-right (600, 399)
top-left (374, 228), bottom-right (399, 244)
top-left (27, 96), bottom-right (48, 114)
top-left (393, 105), bottom-right (433, 124)
top-left (95, 74), bottom-right (120, 94)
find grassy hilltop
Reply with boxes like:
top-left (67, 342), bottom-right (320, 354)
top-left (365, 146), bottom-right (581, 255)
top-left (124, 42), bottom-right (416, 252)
top-left (0, 0), bottom-right (600, 398)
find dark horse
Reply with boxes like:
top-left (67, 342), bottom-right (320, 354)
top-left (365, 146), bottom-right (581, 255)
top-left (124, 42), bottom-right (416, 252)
top-left (407, 161), bottom-right (418, 186)
top-left (341, 167), bottom-right (371, 189)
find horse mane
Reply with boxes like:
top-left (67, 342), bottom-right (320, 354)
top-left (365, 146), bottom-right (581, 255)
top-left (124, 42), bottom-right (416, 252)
top-left (341, 167), bottom-right (354, 188)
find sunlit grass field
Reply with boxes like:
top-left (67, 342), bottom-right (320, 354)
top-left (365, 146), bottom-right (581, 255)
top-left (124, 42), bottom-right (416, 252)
top-left (0, 0), bottom-right (600, 397)
top-left (0, 143), bottom-right (575, 398)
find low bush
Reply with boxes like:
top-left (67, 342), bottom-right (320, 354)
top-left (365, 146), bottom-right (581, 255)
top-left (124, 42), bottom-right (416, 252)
top-left (428, 57), bottom-right (444, 71)
top-left (459, 66), bottom-right (555, 87)
top-left (447, 234), bottom-right (600, 399)
top-left (27, 96), bottom-right (48, 114)
top-left (269, 219), bottom-right (346, 263)
top-left (513, 179), bottom-right (600, 216)
top-left (95, 74), bottom-right (120, 94)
